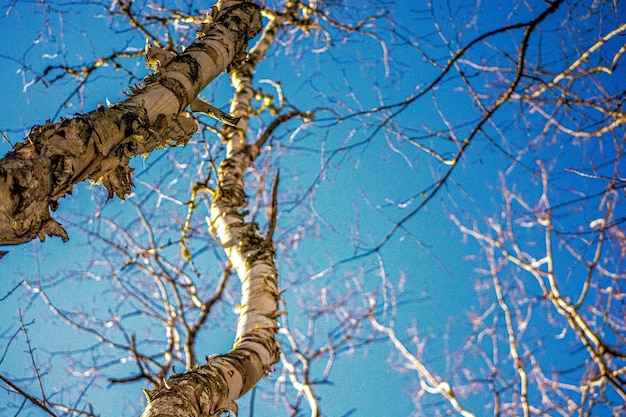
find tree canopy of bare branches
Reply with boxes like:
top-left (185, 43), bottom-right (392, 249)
top-left (1, 0), bottom-right (624, 416)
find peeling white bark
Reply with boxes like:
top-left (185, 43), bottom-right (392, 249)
top-left (138, 2), bottom-right (281, 415)
top-left (1, 1), bottom-right (280, 413)
top-left (141, 146), bottom-right (280, 417)
top-left (0, 0), bottom-right (262, 245)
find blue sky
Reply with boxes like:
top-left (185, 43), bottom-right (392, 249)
top-left (1, 0), bottom-right (625, 416)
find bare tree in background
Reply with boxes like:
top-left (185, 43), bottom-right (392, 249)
top-left (363, 1), bottom-right (626, 416)
top-left (1, 0), bottom-right (624, 416)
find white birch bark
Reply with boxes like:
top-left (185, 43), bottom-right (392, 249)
top-left (140, 144), bottom-right (280, 417)
top-left (0, 0), bottom-right (262, 245)
top-left (140, 4), bottom-right (287, 415)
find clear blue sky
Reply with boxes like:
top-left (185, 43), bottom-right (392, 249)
top-left (1, 1), bottom-right (624, 416)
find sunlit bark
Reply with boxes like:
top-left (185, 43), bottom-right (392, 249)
top-left (139, 2), bottom-right (281, 415)
top-left (141, 146), bottom-right (280, 417)
top-left (0, 0), bottom-right (262, 245)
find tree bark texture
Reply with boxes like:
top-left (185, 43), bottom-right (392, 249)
top-left (0, 0), bottom-right (262, 245)
top-left (141, 144), bottom-right (280, 417)
top-left (140, 16), bottom-right (285, 407)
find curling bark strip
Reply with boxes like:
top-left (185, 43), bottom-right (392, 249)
top-left (141, 144), bottom-right (279, 417)
top-left (0, 0), bottom-right (262, 245)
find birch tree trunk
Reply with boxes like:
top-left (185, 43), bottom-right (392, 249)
top-left (0, 0), bottom-right (262, 245)
top-left (141, 7), bottom-right (289, 413)
top-left (140, 144), bottom-right (280, 417)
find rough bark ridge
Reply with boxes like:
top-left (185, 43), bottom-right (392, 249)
top-left (0, 0), bottom-right (263, 245)
top-left (141, 144), bottom-right (280, 417)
